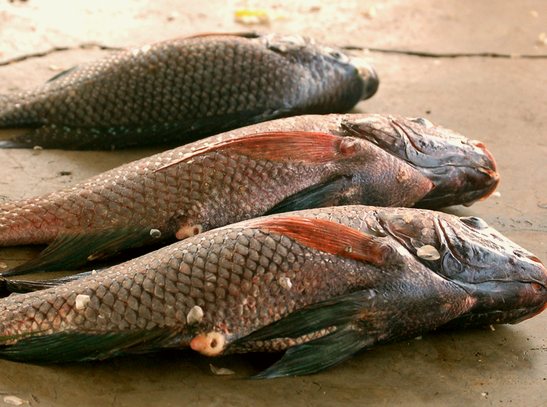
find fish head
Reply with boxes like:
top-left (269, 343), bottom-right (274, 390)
top-left (341, 114), bottom-right (500, 208)
top-left (261, 34), bottom-right (379, 106)
top-left (377, 209), bottom-right (547, 326)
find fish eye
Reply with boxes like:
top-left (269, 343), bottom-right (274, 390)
top-left (326, 49), bottom-right (349, 63)
top-left (460, 216), bottom-right (489, 230)
top-left (410, 117), bottom-right (433, 128)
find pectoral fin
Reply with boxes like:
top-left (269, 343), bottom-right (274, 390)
top-left (1, 227), bottom-right (158, 276)
top-left (254, 327), bottom-right (366, 379)
top-left (266, 175), bottom-right (354, 214)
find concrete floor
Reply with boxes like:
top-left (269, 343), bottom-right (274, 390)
top-left (0, 1), bottom-right (546, 406)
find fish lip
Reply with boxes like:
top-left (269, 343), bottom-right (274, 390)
top-left (468, 139), bottom-right (500, 203)
top-left (350, 58), bottom-right (379, 100)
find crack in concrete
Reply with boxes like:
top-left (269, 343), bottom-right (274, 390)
top-left (1, 43), bottom-right (546, 67)
top-left (0, 42), bottom-right (122, 67)
top-left (344, 46), bottom-right (547, 59)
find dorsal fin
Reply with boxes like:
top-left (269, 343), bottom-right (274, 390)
top-left (252, 216), bottom-right (389, 266)
top-left (155, 131), bottom-right (349, 172)
top-left (182, 32), bottom-right (260, 40)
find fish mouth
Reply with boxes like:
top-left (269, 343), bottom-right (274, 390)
top-left (416, 165), bottom-right (500, 208)
top-left (350, 58), bottom-right (379, 100)
top-left (461, 140), bottom-right (500, 205)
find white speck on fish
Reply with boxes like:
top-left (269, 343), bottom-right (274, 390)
top-left (417, 245), bottom-right (441, 261)
top-left (279, 276), bottom-right (292, 290)
top-left (75, 294), bottom-right (91, 310)
top-left (186, 305), bottom-right (204, 325)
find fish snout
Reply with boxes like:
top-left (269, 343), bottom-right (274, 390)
top-left (351, 58), bottom-right (379, 100)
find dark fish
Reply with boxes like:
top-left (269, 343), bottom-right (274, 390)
top-left (0, 206), bottom-right (544, 378)
top-left (0, 114), bottom-right (498, 275)
top-left (0, 33), bottom-right (378, 150)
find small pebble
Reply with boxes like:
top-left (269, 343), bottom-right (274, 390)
top-left (3, 395), bottom-right (27, 406)
top-left (362, 6), bottom-right (377, 19)
top-left (167, 11), bottom-right (179, 21)
top-left (234, 9), bottom-right (270, 25)
top-left (209, 364), bottom-right (235, 376)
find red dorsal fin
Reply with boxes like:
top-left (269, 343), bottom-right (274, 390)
top-left (253, 216), bottom-right (389, 266)
top-left (155, 131), bottom-right (349, 172)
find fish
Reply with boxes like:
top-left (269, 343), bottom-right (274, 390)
top-left (0, 113), bottom-right (499, 275)
top-left (0, 32), bottom-right (378, 150)
top-left (0, 205), bottom-right (544, 378)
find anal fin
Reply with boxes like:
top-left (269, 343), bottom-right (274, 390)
top-left (231, 290), bottom-right (378, 378)
top-left (253, 327), bottom-right (368, 379)
top-left (232, 277), bottom-right (469, 378)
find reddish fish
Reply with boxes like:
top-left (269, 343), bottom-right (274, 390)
top-left (0, 114), bottom-right (498, 275)
top-left (0, 206), bottom-right (544, 378)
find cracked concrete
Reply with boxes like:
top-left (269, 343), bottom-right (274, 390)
top-left (0, 1), bottom-right (546, 406)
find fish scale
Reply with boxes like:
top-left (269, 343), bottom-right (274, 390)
top-left (0, 33), bottom-right (377, 149)
top-left (0, 225), bottom-right (369, 339)
top-left (0, 151), bottom-right (321, 246)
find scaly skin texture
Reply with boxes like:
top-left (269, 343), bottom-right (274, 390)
top-left (0, 114), bottom-right (498, 254)
top-left (0, 33), bottom-right (378, 149)
top-left (0, 206), bottom-right (544, 368)
top-left (0, 116), bottom-right (425, 248)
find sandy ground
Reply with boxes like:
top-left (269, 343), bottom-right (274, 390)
top-left (0, 1), bottom-right (546, 406)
